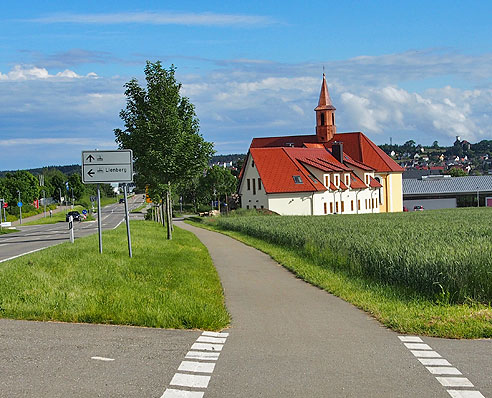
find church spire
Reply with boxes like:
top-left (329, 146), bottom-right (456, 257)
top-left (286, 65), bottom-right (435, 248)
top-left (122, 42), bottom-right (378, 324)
top-left (315, 73), bottom-right (336, 142)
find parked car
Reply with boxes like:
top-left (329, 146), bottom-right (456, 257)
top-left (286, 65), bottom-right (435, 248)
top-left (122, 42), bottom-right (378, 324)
top-left (413, 205), bottom-right (424, 211)
top-left (403, 206), bottom-right (409, 212)
top-left (119, 198), bottom-right (125, 204)
top-left (66, 211), bottom-right (82, 222)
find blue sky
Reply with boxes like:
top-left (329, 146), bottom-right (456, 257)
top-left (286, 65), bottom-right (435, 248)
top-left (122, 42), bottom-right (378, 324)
top-left (1, 1), bottom-right (491, 170)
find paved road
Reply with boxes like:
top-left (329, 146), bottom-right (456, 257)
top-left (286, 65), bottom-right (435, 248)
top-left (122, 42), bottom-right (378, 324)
top-left (178, 221), bottom-right (492, 398)
top-left (0, 195), bottom-right (143, 262)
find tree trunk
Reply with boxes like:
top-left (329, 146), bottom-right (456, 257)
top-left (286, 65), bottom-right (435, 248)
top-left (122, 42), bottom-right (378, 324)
top-left (225, 193), bottom-right (228, 215)
top-left (168, 182), bottom-right (174, 232)
top-left (166, 190), bottom-right (172, 240)
top-left (161, 200), bottom-right (166, 228)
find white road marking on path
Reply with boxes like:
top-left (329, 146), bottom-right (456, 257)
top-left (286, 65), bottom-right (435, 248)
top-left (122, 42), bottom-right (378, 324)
top-left (399, 336), bottom-right (484, 397)
top-left (170, 373), bottom-right (211, 388)
top-left (437, 377), bottom-right (474, 387)
top-left (162, 389), bottom-right (204, 398)
top-left (426, 367), bottom-right (462, 375)
top-left (201, 331), bottom-right (229, 337)
top-left (191, 343), bottom-right (223, 351)
top-left (91, 356), bottom-right (115, 361)
top-left (404, 343), bottom-right (432, 350)
top-left (418, 358), bottom-right (452, 366)
top-left (178, 361), bottom-right (215, 373)
top-left (0, 247), bottom-right (49, 263)
top-left (447, 390), bottom-right (485, 398)
top-left (161, 331), bottom-right (228, 397)
top-left (410, 350), bottom-right (442, 358)
top-left (185, 351), bottom-right (220, 361)
top-left (196, 336), bottom-right (226, 344)
top-left (398, 336), bottom-right (423, 342)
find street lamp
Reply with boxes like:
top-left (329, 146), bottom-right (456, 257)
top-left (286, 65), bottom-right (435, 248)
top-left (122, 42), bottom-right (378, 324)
top-left (17, 190), bottom-right (22, 224)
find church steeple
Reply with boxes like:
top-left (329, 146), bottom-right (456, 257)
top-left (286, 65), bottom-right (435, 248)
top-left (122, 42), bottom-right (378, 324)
top-left (315, 73), bottom-right (336, 142)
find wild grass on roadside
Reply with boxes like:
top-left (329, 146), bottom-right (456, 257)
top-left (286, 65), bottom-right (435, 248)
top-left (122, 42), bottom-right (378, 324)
top-left (0, 221), bottom-right (230, 330)
top-left (23, 205), bottom-right (92, 225)
top-left (188, 213), bottom-right (492, 339)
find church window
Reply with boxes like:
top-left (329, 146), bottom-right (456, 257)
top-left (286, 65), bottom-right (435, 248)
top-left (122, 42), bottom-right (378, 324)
top-left (332, 113), bottom-right (335, 125)
top-left (320, 113), bottom-right (325, 126)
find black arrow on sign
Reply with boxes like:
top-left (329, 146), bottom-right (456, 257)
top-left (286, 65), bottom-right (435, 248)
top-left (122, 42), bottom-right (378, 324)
top-left (87, 169), bottom-right (95, 178)
top-left (86, 154), bottom-right (95, 162)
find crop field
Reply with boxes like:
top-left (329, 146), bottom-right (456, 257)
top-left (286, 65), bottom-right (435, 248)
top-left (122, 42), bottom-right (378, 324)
top-left (208, 208), bottom-right (492, 304)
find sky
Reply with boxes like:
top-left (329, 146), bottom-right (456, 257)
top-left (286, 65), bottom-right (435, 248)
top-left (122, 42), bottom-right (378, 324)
top-left (0, 0), bottom-right (491, 170)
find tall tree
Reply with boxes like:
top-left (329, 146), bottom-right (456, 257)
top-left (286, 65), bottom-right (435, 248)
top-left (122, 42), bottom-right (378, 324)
top-left (115, 61), bottom-right (213, 238)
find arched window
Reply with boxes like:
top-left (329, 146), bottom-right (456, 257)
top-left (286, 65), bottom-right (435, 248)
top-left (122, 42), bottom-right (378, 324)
top-left (320, 113), bottom-right (325, 126)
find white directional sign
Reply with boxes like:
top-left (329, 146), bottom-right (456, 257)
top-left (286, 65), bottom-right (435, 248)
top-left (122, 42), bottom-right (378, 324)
top-left (82, 150), bottom-right (133, 183)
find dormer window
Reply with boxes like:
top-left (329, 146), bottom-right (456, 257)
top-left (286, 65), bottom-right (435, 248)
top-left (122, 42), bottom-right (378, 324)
top-left (293, 175), bottom-right (303, 184)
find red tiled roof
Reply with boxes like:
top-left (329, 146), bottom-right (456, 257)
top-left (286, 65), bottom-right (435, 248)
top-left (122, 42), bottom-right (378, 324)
top-left (249, 148), bottom-right (326, 194)
top-left (350, 173), bottom-right (367, 189)
top-left (250, 132), bottom-right (403, 173)
top-left (369, 176), bottom-right (383, 188)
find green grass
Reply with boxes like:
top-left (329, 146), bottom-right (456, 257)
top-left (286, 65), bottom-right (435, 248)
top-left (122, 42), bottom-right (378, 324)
top-left (131, 203), bottom-right (148, 213)
top-left (188, 210), bottom-right (492, 339)
top-left (0, 228), bottom-right (18, 234)
top-left (0, 221), bottom-right (230, 330)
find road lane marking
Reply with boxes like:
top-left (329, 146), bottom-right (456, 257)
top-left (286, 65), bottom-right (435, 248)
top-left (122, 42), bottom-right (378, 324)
top-left (185, 351), bottom-right (220, 361)
top-left (161, 389), bottom-right (204, 398)
top-left (178, 361), bottom-right (215, 373)
top-left (91, 356), bottom-right (115, 362)
top-left (436, 377), bottom-right (474, 387)
top-left (426, 367), bottom-right (462, 375)
top-left (190, 343), bottom-right (223, 352)
top-left (201, 331), bottom-right (229, 337)
top-left (399, 336), bottom-right (484, 397)
top-left (161, 331), bottom-right (228, 397)
top-left (447, 391), bottom-right (485, 398)
top-left (170, 373), bottom-right (211, 388)
top-left (404, 343), bottom-right (432, 350)
top-left (196, 336), bottom-right (227, 344)
top-left (410, 350), bottom-right (442, 358)
top-left (398, 336), bottom-right (423, 342)
top-left (418, 358), bottom-right (452, 366)
top-left (0, 247), bottom-right (48, 263)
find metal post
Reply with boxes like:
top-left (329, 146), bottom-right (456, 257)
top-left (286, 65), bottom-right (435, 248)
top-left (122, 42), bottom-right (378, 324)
top-left (58, 188), bottom-right (62, 207)
top-left (123, 184), bottom-right (132, 258)
top-left (97, 184), bottom-right (103, 254)
top-left (17, 190), bottom-right (22, 224)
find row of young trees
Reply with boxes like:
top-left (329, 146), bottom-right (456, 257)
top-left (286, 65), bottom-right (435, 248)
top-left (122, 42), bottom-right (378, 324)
top-left (115, 61), bottom-right (238, 239)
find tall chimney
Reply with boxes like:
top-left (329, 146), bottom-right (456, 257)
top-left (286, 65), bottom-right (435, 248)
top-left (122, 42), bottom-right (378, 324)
top-left (332, 141), bottom-right (343, 164)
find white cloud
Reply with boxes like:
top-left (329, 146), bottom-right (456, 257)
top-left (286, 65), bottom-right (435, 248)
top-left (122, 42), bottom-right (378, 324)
top-left (0, 138), bottom-right (116, 147)
top-left (0, 65), bottom-right (98, 81)
top-left (28, 11), bottom-right (277, 27)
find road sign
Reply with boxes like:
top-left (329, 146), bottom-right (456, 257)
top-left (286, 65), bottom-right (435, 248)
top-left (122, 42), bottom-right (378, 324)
top-left (2, 202), bottom-right (7, 208)
top-left (17, 202), bottom-right (23, 207)
top-left (81, 150), bottom-right (133, 184)
top-left (82, 209), bottom-right (87, 215)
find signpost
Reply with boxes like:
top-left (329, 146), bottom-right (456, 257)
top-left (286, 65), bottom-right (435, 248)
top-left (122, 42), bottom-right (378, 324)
top-left (81, 150), bottom-right (133, 257)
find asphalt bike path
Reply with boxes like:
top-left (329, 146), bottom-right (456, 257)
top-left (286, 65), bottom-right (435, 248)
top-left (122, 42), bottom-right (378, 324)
top-left (178, 221), bottom-right (491, 398)
top-left (0, 195), bottom-right (142, 262)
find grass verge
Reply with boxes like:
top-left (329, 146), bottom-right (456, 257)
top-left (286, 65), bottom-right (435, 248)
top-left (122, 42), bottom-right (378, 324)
top-left (187, 218), bottom-right (492, 339)
top-left (0, 228), bottom-right (18, 235)
top-left (0, 221), bottom-right (230, 330)
top-left (131, 203), bottom-right (148, 213)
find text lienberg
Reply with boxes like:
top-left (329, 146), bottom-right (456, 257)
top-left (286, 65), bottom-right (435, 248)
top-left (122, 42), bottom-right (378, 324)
top-left (98, 167), bottom-right (128, 173)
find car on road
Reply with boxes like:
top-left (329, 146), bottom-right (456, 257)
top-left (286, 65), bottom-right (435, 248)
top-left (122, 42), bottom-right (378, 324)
top-left (413, 205), bottom-right (424, 211)
top-left (119, 198), bottom-right (125, 204)
top-left (66, 211), bottom-right (82, 222)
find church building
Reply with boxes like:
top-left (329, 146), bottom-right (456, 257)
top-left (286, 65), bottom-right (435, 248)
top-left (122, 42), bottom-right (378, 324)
top-left (238, 74), bottom-right (404, 215)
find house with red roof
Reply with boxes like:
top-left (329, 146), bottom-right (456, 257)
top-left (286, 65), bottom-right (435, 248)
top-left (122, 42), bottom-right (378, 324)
top-left (238, 74), bottom-right (404, 215)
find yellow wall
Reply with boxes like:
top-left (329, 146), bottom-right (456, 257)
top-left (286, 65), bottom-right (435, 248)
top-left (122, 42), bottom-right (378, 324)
top-left (378, 173), bottom-right (403, 213)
